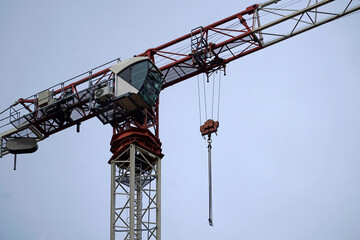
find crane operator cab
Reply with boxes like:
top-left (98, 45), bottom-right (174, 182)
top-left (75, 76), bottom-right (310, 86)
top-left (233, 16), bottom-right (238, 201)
top-left (93, 57), bottom-right (163, 125)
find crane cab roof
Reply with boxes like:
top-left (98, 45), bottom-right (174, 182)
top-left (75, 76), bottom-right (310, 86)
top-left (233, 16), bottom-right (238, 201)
top-left (110, 57), bottom-right (150, 75)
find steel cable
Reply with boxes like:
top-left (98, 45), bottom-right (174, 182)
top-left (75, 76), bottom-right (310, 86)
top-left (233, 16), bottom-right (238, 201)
top-left (203, 74), bottom-right (208, 120)
top-left (197, 75), bottom-right (202, 125)
top-left (217, 72), bottom-right (221, 122)
top-left (208, 137), bottom-right (214, 226)
top-left (211, 73), bottom-right (215, 120)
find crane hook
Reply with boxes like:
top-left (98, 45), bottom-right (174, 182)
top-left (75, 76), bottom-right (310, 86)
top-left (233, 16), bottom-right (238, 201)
top-left (200, 119), bottom-right (219, 227)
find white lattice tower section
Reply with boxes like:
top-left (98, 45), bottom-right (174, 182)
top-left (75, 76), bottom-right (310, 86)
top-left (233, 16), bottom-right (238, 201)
top-left (110, 144), bottom-right (161, 240)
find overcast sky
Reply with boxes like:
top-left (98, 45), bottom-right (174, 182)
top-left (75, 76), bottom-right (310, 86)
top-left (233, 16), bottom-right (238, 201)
top-left (0, 0), bottom-right (360, 239)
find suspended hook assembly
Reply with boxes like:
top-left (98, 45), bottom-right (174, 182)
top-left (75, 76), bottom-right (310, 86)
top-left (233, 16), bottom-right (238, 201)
top-left (200, 119), bottom-right (219, 226)
top-left (207, 136), bottom-right (213, 226)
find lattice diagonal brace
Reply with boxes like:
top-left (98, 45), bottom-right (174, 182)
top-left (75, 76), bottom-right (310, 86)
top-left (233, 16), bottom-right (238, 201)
top-left (138, 0), bottom-right (360, 88)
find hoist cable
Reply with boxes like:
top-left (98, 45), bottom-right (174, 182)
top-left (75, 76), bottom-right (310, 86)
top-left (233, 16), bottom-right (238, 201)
top-left (203, 74), bottom-right (208, 120)
top-left (197, 75), bottom-right (202, 125)
top-left (211, 73), bottom-right (216, 120)
top-left (208, 137), bottom-right (214, 226)
top-left (217, 72), bottom-right (222, 122)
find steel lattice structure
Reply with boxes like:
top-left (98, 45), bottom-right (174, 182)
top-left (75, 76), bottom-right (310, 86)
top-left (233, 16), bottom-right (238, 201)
top-left (1, 0), bottom-right (358, 157)
top-left (138, 0), bottom-right (360, 88)
top-left (110, 144), bottom-right (161, 240)
top-left (0, 1), bottom-right (359, 239)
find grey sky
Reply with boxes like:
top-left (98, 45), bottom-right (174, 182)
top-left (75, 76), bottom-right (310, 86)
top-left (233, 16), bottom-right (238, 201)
top-left (0, 0), bottom-right (360, 239)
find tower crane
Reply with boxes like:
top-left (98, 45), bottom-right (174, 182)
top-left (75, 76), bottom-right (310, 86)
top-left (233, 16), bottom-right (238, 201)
top-left (0, 0), bottom-right (359, 239)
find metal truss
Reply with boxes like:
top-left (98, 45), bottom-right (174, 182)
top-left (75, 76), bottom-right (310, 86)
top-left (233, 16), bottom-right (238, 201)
top-left (110, 144), bottom-right (162, 240)
top-left (138, 0), bottom-right (360, 88)
top-left (1, 0), bottom-right (359, 157)
top-left (1, 0), bottom-right (359, 158)
top-left (0, 59), bottom-right (116, 156)
top-left (253, 0), bottom-right (360, 48)
top-left (0, 58), bottom-right (160, 157)
top-left (0, 0), bottom-right (358, 239)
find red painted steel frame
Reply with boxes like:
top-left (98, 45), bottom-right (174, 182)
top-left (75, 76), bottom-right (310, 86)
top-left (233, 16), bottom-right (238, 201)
top-left (138, 4), bottom-right (261, 88)
top-left (16, 3), bottom-right (260, 117)
top-left (2, 3), bottom-right (261, 147)
top-left (140, 5), bottom-right (258, 56)
top-left (109, 127), bottom-right (163, 164)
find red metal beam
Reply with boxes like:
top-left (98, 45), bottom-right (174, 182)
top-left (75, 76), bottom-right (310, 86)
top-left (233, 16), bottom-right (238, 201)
top-left (139, 4), bottom-right (258, 55)
top-left (136, 4), bottom-right (261, 89)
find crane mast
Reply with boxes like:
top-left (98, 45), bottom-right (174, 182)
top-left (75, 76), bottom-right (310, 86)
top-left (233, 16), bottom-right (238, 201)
top-left (0, 0), bottom-right (359, 239)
